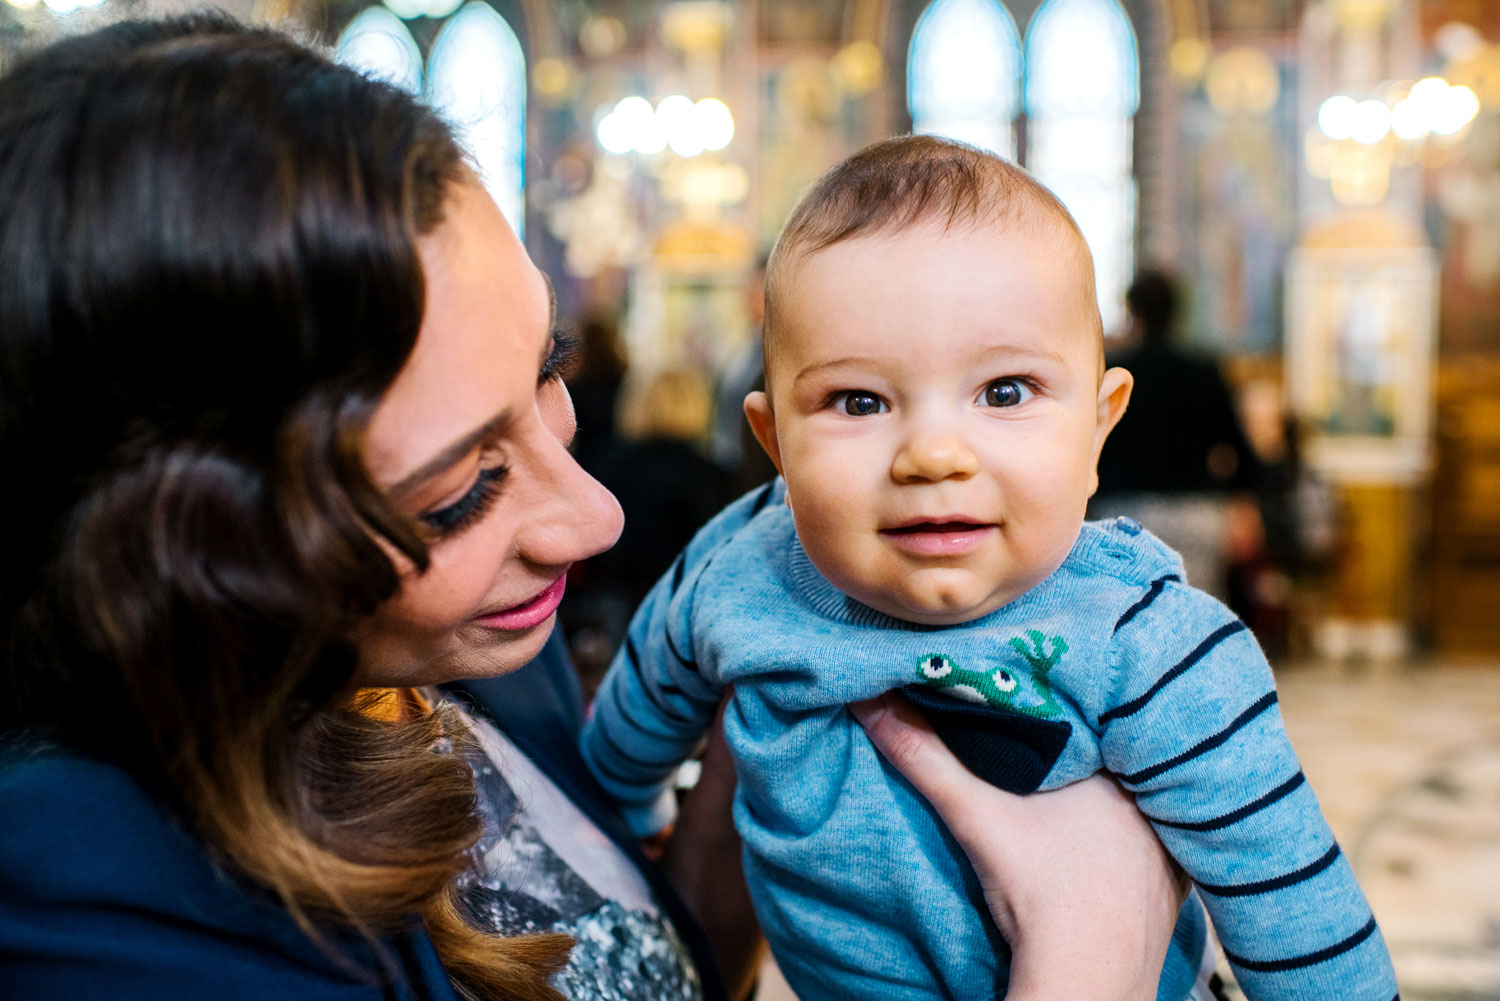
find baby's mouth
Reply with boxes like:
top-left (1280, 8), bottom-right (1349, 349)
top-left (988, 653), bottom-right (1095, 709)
top-left (879, 519), bottom-right (997, 556)
top-left (882, 520), bottom-right (991, 534)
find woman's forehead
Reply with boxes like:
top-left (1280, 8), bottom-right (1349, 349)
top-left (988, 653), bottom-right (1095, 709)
top-left (363, 182), bottom-right (547, 492)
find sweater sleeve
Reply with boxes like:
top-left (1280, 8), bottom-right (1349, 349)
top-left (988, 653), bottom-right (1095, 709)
top-left (1095, 581), bottom-right (1399, 1001)
top-left (580, 479), bottom-right (782, 838)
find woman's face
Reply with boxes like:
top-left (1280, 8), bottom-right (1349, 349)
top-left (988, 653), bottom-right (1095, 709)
top-left (354, 180), bottom-right (623, 688)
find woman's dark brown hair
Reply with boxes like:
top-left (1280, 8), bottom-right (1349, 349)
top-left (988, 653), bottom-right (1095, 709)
top-left (0, 15), bottom-right (567, 999)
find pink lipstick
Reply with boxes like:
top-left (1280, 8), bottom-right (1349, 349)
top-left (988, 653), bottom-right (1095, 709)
top-left (474, 575), bottom-right (567, 631)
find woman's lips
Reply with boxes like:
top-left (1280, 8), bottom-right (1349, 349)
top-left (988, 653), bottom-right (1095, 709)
top-left (880, 521), bottom-right (997, 557)
top-left (474, 575), bottom-right (567, 631)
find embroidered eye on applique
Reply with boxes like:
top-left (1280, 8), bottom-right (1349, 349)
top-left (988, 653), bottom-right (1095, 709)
top-left (913, 630), bottom-right (1067, 719)
top-left (921, 654), bottom-right (956, 680)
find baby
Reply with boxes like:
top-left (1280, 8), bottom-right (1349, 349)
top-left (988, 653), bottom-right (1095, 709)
top-left (581, 136), bottom-right (1397, 1001)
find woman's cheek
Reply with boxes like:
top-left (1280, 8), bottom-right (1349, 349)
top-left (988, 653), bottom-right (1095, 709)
top-left (406, 539), bottom-right (504, 627)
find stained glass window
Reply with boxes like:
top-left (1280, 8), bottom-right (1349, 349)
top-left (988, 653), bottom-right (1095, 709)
top-left (335, 6), bottom-right (423, 95)
top-left (1024, 0), bottom-right (1139, 334)
top-left (907, 0), bottom-right (1023, 158)
top-left (425, 2), bottom-right (527, 235)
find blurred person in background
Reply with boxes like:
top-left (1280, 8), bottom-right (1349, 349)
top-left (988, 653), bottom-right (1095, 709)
top-left (710, 256), bottom-right (778, 496)
top-left (564, 311), bottom-right (629, 474)
top-left (563, 368), bottom-right (733, 691)
top-left (1227, 380), bottom-right (1339, 657)
top-left (1092, 270), bottom-right (1262, 600)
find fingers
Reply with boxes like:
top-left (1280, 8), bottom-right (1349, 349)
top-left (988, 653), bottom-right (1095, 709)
top-left (849, 693), bottom-right (997, 826)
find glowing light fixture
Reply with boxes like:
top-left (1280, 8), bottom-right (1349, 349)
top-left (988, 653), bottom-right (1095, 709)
top-left (1431, 83), bottom-right (1480, 135)
top-left (656, 94), bottom-right (700, 157)
top-left (694, 98), bottom-right (735, 151)
top-left (594, 93), bottom-right (736, 158)
top-left (1349, 99), bottom-right (1391, 144)
top-left (1317, 95), bottom-right (1358, 140)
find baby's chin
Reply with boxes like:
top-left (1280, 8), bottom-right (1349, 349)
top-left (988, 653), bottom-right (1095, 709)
top-left (846, 582), bottom-right (1027, 627)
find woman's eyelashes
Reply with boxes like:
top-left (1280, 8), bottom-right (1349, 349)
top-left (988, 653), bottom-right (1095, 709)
top-left (419, 328), bottom-right (572, 541)
top-left (830, 390), bottom-right (888, 416)
top-left (420, 462), bottom-right (509, 537)
top-left (538, 330), bottom-right (580, 386)
top-left (980, 377), bottom-right (1036, 408)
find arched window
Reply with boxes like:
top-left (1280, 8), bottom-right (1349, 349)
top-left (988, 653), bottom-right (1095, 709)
top-left (907, 0), bottom-right (1023, 158)
top-left (1024, 0), bottom-right (1139, 334)
top-left (425, 2), bottom-right (527, 234)
top-left (335, 6), bottom-right (423, 95)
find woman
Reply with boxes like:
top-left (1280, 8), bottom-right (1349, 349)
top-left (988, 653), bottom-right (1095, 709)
top-left (0, 16), bottom-right (1185, 1001)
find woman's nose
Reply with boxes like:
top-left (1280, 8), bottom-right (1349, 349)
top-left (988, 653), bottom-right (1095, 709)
top-left (519, 391), bottom-right (624, 567)
top-left (524, 452), bottom-right (624, 568)
top-left (891, 432), bottom-right (981, 484)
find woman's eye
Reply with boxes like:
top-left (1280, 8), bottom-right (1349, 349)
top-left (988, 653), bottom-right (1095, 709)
top-left (981, 379), bottom-right (1034, 408)
top-left (420, 463), bottom-right (509, 538)
top-left (833, 391), bottom-right (888, 417)
top-left (538, 330), bottom-right (580, 386)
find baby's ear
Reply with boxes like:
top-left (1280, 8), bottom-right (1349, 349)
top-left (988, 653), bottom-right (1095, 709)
top-left (1092, 367), bottom-right (1133, 454)
top-left (743, 390), bottom-right (785, 476)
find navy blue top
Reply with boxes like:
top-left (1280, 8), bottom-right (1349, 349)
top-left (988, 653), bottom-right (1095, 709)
top-left (0, 632), bottom-right (725, 1001)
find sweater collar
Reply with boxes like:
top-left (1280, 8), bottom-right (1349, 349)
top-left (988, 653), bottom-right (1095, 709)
top-left (784, 521), bottom-right (1154, 630)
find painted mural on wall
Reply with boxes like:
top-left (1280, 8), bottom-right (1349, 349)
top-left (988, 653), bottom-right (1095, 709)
top-left (1178, 43), bottom-right (1300, 353)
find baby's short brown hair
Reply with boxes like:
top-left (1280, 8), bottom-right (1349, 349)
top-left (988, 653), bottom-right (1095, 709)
top-left (763, 134), bottom-right (1099, 374)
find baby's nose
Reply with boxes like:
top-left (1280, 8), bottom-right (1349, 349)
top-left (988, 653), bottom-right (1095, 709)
top-left (891, 434), bottom-right (980, 483)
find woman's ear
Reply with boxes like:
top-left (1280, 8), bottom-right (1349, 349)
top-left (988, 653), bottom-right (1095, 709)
top-left (743, 390), bottom-right (784, 477)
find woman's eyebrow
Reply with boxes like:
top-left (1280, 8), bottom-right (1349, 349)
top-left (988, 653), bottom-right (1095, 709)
top-left (389, 409), bottom-right (513, 500)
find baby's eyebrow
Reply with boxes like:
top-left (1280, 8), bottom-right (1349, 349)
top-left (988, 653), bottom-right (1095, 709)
top-left (973, 343), bottom-right (1070, 368)
top-left (791, 355), bottom-right (871, 386)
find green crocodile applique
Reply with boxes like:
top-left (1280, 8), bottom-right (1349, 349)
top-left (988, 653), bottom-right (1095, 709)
top-left (915, 629), bottom-right (1066, 719)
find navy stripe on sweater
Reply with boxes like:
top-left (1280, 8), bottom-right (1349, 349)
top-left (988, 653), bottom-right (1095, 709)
top-left (1224, 915), bottom-right (1378, 973)
top-left (1146, 771), bottom-right (1306, 833)
top-left (612, 686), bottom-right (691, 743)
top-left (1112, 574), bottom-right (1181, 634)
top-left (1099, 620), bottom-right (1248, 725)
top-left (624, 635), bottom-right (697, 725)
top-left (1119, 691), bottom-right (1278, 785)
top-left (1198, 842), bottom-right (1341, 898)
top-left (593, 714), bottom-right (693, 773)
top-left (665, 626), bottom-right (700, 674)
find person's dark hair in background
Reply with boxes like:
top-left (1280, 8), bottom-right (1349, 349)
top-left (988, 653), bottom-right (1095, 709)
top-left (562, 368), bottom-right (732, 693)
top-left (567, 312), bottom-right (629, 472)
top-left (1124, 271), bottom-right (1178, 346)
top-left (0, 16), bottom-right (566, 998)
top-left (1091, 270), bottom-right (1261, 598)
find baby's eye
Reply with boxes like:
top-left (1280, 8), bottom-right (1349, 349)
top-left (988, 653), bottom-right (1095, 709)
top-left (833, 391), bottom-right (888, 417)
top-left (980, 378), bottom-right (1034, 408)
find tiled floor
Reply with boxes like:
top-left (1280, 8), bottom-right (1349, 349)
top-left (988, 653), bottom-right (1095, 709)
top-left (755, 660), bottom-right (1500, 1000)
top-left (1264, 660), bottom-right (1500, 1001)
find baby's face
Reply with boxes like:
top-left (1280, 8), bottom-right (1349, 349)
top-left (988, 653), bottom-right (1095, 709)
top-left (747, 219), bottom-right (1131, 626)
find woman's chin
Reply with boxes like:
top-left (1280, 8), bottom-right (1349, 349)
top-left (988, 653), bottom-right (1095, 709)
top-left (354, 616), bottom-right (556, 689)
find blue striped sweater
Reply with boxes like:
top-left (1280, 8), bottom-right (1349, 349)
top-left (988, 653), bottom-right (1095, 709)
top-left (581, 481), bottom-right (1399, 1001)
